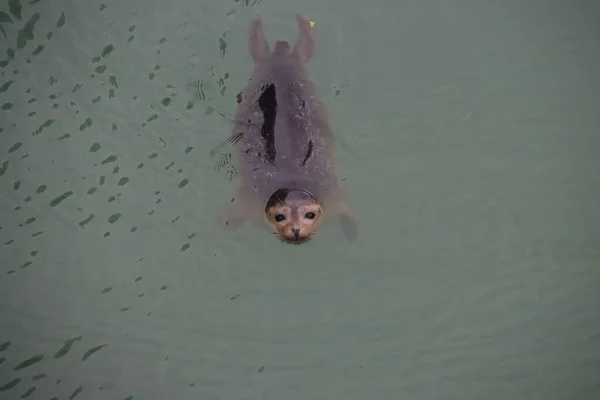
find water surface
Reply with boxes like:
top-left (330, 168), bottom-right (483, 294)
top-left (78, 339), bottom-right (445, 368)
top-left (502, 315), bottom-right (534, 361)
top-left (1, 0), bottom-right (599, 399)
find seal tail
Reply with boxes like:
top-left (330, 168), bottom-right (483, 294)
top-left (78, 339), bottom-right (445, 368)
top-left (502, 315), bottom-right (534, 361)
top-left (249, 16), bottom-right (270, 63)
top-left (292, 14), bottom-right (315, 62)
top-left (274, 40), bottom-right (290, 54)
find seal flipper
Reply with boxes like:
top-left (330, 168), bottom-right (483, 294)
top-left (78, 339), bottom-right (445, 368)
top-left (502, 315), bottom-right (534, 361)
top-left (339, 211), bottom-right (358, 243)
top-left (218, 203), bottom-right (246, 230)
top-left (218, 189), bottom-right (264, 230)
top-left (332, 201), bottom-right (357, 243)
top-left (292, 14), bottom-right (315, 62)
top-left (249, 16), bottom-right (270, 63)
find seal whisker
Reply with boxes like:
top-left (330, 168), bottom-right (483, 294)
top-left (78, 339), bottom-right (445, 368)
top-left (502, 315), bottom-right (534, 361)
top-left (258, 83), bottom-right (278, 164)
top-left (275, 233), bottom-right (311, 245)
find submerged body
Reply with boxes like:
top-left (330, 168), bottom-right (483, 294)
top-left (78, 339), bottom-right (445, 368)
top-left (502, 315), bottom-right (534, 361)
top-left (234, 43), bottom-right (337, 201)
top-left (218, 15), bottom-right (356, 244)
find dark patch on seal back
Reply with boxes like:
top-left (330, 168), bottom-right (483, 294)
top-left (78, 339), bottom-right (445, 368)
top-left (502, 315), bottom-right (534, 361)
top-left (300, 139), bottom-right (313, 167)
top-left (258, 83), bottom-right (277, 164)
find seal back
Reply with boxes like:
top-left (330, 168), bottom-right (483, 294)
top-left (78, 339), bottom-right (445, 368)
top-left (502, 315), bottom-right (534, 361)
top-left (231, 18), bottom-right (338, 202)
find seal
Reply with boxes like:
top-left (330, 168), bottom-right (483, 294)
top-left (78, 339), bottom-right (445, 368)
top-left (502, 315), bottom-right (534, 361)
top-left (217, 15), bottom-right (357, 244)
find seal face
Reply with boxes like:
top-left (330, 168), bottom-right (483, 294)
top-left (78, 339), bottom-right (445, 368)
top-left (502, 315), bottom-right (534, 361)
top-left (215, 15), bottom-right (358, 244)
top-left (264, 188), bottom-right (323, 244)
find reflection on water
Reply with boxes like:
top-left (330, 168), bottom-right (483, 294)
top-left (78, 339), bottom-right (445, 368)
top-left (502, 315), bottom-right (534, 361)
top-left (1, 1), bottom-right (262, 398)
top-left (0, 337), bottom-right (110, 399)
top-left (1, 0), bottom-right (600, 399)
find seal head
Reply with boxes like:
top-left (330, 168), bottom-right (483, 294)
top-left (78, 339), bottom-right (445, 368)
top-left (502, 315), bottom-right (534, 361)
top-left (264, 188), bottom-right (322, 245)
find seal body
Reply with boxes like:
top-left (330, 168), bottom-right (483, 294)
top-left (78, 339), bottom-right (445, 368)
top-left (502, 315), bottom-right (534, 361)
top-left (218, 15), bottom-right (357, 243)
top-left (235, 44), bottom-right (337, 202)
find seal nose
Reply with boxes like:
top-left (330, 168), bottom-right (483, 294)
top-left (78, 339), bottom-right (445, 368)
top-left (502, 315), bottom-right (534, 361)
top-left (291, 228), bottom-right (300, 238)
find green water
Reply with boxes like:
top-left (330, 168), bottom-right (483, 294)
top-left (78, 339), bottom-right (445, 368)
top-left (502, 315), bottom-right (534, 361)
top-left (1, 0), bottom-right (599, 399)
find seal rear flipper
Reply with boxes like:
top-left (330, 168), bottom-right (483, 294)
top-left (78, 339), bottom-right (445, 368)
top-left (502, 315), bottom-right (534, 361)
top-left (274, 40), bottom-right (290, 54)
top-left (292, 14), bottom-right (315, 62)
top-left (249, 16), bottom-right (270, 63)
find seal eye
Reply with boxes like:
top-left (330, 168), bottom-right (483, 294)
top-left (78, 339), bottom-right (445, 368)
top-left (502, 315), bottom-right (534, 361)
top-left (274, 214), bottom-right (286, 222)
top-left (305, 212), bottom-right (315, 220)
